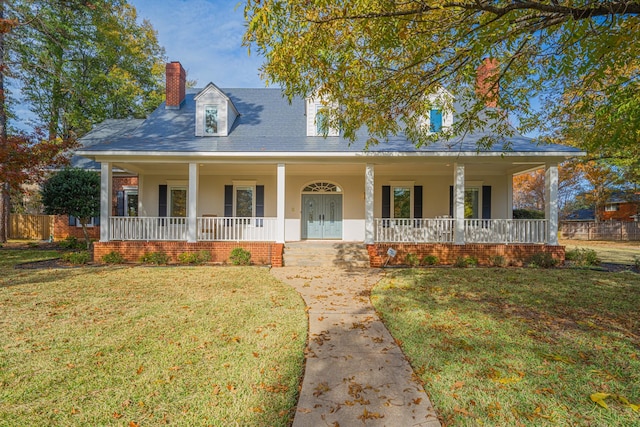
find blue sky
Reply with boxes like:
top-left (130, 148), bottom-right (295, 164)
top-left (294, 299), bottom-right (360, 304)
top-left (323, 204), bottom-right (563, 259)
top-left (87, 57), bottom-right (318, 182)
top-left (130, 0), bottom-right (266, 88)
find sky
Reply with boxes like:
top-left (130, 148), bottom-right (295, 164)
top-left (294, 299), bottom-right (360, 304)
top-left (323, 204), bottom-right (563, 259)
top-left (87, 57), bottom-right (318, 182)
top-left (129, 0), bottom-right (266, 88)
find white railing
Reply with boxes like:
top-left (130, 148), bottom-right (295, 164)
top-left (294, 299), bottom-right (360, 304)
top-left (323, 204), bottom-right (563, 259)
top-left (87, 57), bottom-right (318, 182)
top-left (197, 217), bottom-right (277, 241)
top-left (375, 218), bottom-right (455, 243)
top-left (374, 218), bottom-right (548, 244)
top-left (110, 217), bottom-right (188, 241)
top-left (108, 216), bottom-right (277, 241)
top-left (465, 219), bottom-right (547, 244)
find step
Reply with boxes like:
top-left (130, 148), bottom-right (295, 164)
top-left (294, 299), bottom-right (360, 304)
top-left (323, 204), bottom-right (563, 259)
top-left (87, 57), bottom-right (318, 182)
top-left (283, 241), bottom-right (370, 268)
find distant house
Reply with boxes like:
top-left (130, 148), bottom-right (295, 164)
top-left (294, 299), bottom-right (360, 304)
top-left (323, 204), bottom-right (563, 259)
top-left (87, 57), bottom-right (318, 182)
top-left (600, 192), bottom-right (639, 222)
top-left (75, 61), bottom-right (584, 266)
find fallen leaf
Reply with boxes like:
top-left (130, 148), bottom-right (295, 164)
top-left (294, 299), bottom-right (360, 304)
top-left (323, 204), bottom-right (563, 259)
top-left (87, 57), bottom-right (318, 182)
top-left (253, 352), bottom-right (259, 358)
top-left (412, 398), bottom-right (422, 405)
top-left (136, 365), bottom-right (144, 375)
top-left (129, 422), bottom-right (140, 427)
top-left (70, 408), bottom-right (79, 415)
top-left (251, 407), bottom-right (264, 413)
top-left (113, 412), bottom-right (123, 419)
top-left (591, 392), bottom-right (611, 409)
top-left (451, 381), bottom-right (464, 390)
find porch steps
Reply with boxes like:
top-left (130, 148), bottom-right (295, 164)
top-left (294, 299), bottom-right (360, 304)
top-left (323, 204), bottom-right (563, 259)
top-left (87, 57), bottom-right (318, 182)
top-left (283, 241), bottom-right (370, 268)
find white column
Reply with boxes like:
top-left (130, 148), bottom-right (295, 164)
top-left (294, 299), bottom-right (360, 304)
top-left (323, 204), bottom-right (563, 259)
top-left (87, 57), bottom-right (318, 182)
top-left (187, 162), bottom-right (199, 243)
top-left (454, 163), bottom-right (465, 245)
top-left (545, 164), bottom-right (559, 245)
top-left (100, 162), bottom-right (112, 242)
top-left (276, 163), bottom-right (286, 243)
top-left (506, 174), bottom-right (514, 219)
top-left (365, 164), bottom-right (375, 244)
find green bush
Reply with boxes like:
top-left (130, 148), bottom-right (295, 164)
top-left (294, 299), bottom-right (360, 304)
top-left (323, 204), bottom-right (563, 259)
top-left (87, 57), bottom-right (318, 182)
top-left (102, 251), bottom-right (125, 264)
top-left (139, 251), bottom-right (170, 265)
top-left (527, 252), bottom-right (558, 268)
top-left (454, 256), bottom-right (478, 268)
top-left (58, 236), bottom-right (86, 250)
top-left (229, 247), bottom-right (251, 266)
top-left (565, 248), bottom-right (600, 267)
top-left (421, 255), bottom-right (439, 266)
top-left (177, 250), bottom-right (211, 265)
top-left (61, 251), bottom-right (91, 265)
top-left (405, 253), bottom-right (420, 267)
top-left (488, 255), bottom-right (507, 267)
top-left (513, 209), bottom-right (545, 219)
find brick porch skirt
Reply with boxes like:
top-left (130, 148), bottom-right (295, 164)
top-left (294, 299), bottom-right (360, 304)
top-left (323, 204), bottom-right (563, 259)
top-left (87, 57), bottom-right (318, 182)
top-left (93, 241), bottom-right (284, 267)
top-left (367, 243), bottom-right (565, 267)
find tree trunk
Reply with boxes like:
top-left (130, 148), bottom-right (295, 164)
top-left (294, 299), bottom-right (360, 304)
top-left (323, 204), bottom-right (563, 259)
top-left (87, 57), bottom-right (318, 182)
top-left (0, 0), bottom-right (9, 243)
top-left (80, 218), bottom-right (91, 250)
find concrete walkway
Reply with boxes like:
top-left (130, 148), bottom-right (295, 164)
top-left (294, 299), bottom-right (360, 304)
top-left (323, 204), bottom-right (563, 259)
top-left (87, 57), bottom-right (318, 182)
top-left (271, 267), bottom-right (441, 427)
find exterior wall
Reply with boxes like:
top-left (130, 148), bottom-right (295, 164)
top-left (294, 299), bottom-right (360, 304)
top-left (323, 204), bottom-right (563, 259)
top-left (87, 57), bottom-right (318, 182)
top-left (368, 243), bottom-right (565, 267)
top-left (53, 215), bottom-right (100, 240)
top-left (93, 241), bottom-right (284, 267)
top-left (600, 202), bottom-right (638, 222)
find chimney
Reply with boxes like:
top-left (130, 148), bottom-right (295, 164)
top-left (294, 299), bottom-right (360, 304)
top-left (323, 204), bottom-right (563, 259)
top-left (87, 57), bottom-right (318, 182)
top-left (476, 58), bottom-right (499, 108)
top-left (166, 61), bottom-right (186, 109)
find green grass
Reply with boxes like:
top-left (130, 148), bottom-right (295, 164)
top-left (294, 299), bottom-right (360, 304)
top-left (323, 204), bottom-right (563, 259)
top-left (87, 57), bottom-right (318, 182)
top-left (0, 251), bottom-right (306, 426)
top-left (560, 239), bottom-right (640, 266)
top-left (372, 268), bottom-right (640, 426)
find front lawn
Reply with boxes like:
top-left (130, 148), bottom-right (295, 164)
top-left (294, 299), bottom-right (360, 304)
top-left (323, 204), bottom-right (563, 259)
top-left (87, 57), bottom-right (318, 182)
top-left (372, 268), bottom-right (640, 426)
top-left (0, 251), bottom-right (306, 426)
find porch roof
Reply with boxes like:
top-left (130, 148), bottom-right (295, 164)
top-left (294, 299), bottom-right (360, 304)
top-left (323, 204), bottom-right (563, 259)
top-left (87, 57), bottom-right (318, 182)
top-left (77, 88), bottom-right (583, 160)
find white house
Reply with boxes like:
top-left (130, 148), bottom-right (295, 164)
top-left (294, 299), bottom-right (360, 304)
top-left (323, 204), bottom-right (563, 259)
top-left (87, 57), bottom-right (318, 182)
top-left (77, 61), bottom-right (584, 266)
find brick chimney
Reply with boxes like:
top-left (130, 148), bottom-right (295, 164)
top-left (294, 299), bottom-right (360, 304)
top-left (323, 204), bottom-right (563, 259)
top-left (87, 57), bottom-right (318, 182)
top-left (476, 58), bottom-right (499, 108)
top-left (165, 61), bottom-right (186, 109)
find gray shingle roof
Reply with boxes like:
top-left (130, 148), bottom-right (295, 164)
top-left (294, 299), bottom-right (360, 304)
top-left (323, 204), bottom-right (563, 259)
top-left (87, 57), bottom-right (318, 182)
top-left (77, 88), bottom-right (582, 156)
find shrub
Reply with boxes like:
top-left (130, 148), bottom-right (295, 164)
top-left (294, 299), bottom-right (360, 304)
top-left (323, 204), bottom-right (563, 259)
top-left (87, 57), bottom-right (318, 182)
top-left (61, 251), bottom-right (91, 265)
top-left (139, 251), bottom-right (170, 265)
top-left (526, 252), bottom-right (558, 268)
top-left (421, 255), bottom-right (439, 266)
top-left (229, 247), bottom-right (251, 266)
top-left (58, 236), bottom-right (85, 250)
top-left (177, 250), bottom-right (211, 265)
top-left (488, 255), bottom-right (506, 267)
top-left (565, 248), bottom-right (600, 267)
top-left (454, 256), bottom-right (478, 268)
top-left (405, 253), bottom-right (420, 267)
top-left (102, 251), bottom-right (125, 264)
top-left (513, 209), bottom-right (545, 219)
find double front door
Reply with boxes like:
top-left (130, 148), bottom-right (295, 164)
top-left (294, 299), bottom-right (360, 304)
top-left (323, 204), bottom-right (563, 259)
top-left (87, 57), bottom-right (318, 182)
top-left (301, 194), bottom-right (342, 239)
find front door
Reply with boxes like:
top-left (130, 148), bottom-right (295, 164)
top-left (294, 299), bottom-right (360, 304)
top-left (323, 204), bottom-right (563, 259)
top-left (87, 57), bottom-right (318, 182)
top-left (302, 194), bottom-right (342, 239)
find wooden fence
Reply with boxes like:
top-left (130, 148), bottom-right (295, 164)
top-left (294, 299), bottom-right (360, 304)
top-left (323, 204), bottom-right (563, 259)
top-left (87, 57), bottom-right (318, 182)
top-left (560, 221), bottom-right (640, 241)
top-left (9, 214), bottom-right (55, 240)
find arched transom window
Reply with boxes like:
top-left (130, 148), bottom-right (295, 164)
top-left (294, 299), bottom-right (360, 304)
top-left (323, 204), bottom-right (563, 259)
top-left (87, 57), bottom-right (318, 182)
top-left (302, 182), bottom-right (342, 193)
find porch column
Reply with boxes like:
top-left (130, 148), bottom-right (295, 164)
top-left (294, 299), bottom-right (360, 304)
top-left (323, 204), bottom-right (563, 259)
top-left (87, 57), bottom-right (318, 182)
top-left (545, 163), bottom-right (559, 245)
top-left (276, 163), bottom-right (285, 243)
top-left (506, 174), bottom-right (514, 219)
top-left (365, 164), bottom-right (375, 244)
top-left (187, 162), bottom-right (199, 243)
top-left (99, 162), bottom-right (112, 242)
top-left (453, 163), bottom-right (465, 244)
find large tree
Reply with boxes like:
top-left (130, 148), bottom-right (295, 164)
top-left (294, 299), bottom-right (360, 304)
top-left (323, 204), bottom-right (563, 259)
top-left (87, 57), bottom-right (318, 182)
top-left (0, 0), bottom-right (165, 242)
top-left (244, 1), bottom-right (638, 148)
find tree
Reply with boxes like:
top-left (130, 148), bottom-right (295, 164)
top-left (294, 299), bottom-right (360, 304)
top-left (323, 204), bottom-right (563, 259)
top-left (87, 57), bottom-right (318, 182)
top-left (243, 1), bottom-right (638, 149)
top-left (578, 161), bottom-right (621, 221)
top-left (513, 163), bottom-right (584, 214)
top-left (0, 0), bottom-right (165, 242)
top-left (41, 168), bottom-right (99, 248)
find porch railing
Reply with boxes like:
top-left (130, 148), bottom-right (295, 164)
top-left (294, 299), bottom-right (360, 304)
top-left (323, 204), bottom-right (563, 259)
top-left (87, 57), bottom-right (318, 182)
top-left (108, 216), bottom-right (277, 241)
top-left (375, 218), bottom-right (455, 243)
top-left (197, 217), bottom-right (277, 241)
top-left (374, 218), bottom-right (547, 244)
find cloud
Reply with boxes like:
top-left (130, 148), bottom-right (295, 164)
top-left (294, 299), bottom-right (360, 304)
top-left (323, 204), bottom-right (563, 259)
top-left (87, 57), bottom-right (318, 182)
top-left (130, 0), bottom-right (266, 88)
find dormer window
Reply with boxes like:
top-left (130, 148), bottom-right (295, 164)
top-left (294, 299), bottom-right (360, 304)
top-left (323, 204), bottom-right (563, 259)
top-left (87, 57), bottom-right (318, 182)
top-left (430, 109), bottom-right (443, 132)
top-left (306, 96), bottom-right (339, 137)
top-left (204, 106), bottom-right (219, 135)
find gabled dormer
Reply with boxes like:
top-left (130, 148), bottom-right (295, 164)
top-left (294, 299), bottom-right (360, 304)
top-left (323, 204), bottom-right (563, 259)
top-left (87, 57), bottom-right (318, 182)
top-left (194, 83), bottom-right (240, 137)
top-left (419, 87), bottom-right (454, 133)
top-left (306, 95), bottom-right (339, 137)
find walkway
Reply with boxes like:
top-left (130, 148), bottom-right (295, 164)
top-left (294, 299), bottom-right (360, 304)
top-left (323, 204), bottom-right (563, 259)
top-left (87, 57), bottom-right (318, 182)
top-left (271, 267), bottom-right (441, 427)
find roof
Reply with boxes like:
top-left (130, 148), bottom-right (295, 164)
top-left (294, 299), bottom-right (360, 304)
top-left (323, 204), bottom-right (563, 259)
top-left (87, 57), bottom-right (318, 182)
top-left (77, 87), bottom-right (584, 158)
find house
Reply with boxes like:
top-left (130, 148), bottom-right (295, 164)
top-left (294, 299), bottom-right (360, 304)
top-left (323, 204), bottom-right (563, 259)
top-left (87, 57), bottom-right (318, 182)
top-left (76, 61), bottom-right (584, 266)
top-left (600, 192), bottom-right (639, 222)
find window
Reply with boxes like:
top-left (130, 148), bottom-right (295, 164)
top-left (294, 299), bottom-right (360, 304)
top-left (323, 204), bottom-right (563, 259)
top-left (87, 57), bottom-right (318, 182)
top-left (430, 109), bottom-right (443, 132)
top-left (465, 188), bottom-right (479, 219)
top-left (393, 187), bottom-right (411, 219)
top-left (605, 203), bottom-right (619, 212)
top-left (204, 105), bottom-right (218, 135)
top-left (126, 191), bottom-right (138, 217)
top-left (235, 186), bottom-right (254, 217)
top-left (316, 106), bottom-right (328, 135)
top-left (169, 187), bottom-right (187, 217)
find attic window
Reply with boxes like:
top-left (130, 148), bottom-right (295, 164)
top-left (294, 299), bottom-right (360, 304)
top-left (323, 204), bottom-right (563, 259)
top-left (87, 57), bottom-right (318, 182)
top-left (204, 105), bottom-right (218, 135)
top-left (430, 109), bottom-right (443, 132)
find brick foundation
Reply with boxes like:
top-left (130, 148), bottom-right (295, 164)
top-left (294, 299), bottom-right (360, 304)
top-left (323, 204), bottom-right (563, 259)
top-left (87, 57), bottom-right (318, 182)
top-left (367, 243), bottom-right (565, 267)
top-left (93, 241), bottom-right (284, 267)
